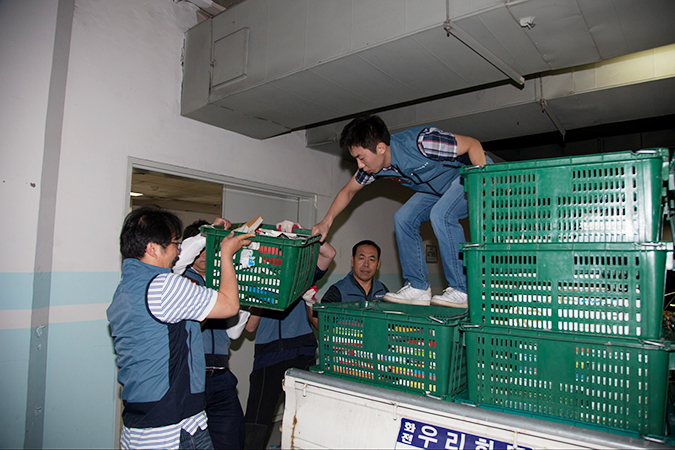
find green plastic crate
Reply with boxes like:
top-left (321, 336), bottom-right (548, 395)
top-left (463, 325), bottom-right (673, 436)
top-left (202, 224), bottom-right (320, 311)
top-left (314, 301), bottom-right (467, 399)
top-left (461, 149), bottom-right (670, 244)
top-left (463, 242), bottom-right (672, 339)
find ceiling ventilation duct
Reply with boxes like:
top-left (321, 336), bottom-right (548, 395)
top-left (181, 0), bottom-right (675, 145)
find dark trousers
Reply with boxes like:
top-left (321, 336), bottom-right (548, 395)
top-left (206, 368), bottom-right (245, 450)
top-left (243, 354), bottom-right (316, 449)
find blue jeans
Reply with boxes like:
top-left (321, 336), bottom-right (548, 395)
top-left (180, 427), bottom-right (214, 450)
top-left (394, 175), bottom-right (468, 293)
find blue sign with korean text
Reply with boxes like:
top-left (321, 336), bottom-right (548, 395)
top-left (395, 418), bottom-right (533, 450)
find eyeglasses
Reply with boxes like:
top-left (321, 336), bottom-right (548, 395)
top-left (171, 241), bottom-right (182, 251)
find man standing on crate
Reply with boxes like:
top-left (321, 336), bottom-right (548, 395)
top-left (321, 239), bottom-right (388, 304)
top-left (311, 115), bottom-right (489, 308)
top-left (243, 240), bottom-right (336, 450)
top-left (107, 206), bottom-right (253, 449)
top-left (173, 219), bottom-right (251, 450)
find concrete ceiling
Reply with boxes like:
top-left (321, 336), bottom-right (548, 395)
top-left (181, 0), bottom-right (675, 160)
top-left (131, 169), bottom-right (223, 215)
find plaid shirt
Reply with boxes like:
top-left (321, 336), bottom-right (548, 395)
top-left (355, 127), bottom-right (458, 185)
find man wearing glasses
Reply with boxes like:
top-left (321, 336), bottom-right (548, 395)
top-left (107, 206), bottom-right (252, 449)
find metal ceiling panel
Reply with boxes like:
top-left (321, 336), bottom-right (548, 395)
top-left (306, 59), bottom-right (675, 157)
top-left (182, 0), bottom-right (675, 143)
top-left (459, 6), bottom-right (549, 74)
top-left (351, 0), bottom-right (407, 51)
top-left (209, 1), bottom-right (268, 97)
top-left (575, 0), bottom-right (628, 59)
top-left (266, 0), bottom-right (307, 77)
top-left (379, 78), bottom-right (554, 142)
top-left (578, 0), bottom-right (675, 57)
top-left (210, 5), bottom-right (238, 40)
top-left (410, 27), bottom-right (506, 87)
top-left (356, 36), bottom-right (467, 98)
top-left (213, 82), bottom-right (333, 129)
top-left (552, 77), bottom-right (675, 130)
top-left (305, 1), bottom-right (352, 66)
top-left (426, 103), bottom-right (557, 142)
top-left (507, 0), bottom-right (600, 68)
top-left (308, 53), bottom-right (421, 106)
top-left (268, 70), bottom-right (365, 117)
top-left (416, 83), bottom-right (536, 122)
top-left (212, 28), bottom-right (248, 86)
top-left (188, 102), bottom-right (288, 139)
top-left (404, 0), bottom-right (450, 30)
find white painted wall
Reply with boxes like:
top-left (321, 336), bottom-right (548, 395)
top-left (0, 0), bottom-right (418, 448)
top-left (0, 0), bottom-right (53, 274)
top-left (0, 1), bottom-right (60, 447)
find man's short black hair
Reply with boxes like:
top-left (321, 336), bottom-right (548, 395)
top-left (183, 219), bottom-right (210, 240)
top-left (120, 205), bottom-right (183, 259)
top-left (339, 115), bottom-right (390, 154)
top-left (352, 240), bottom-right (381, 259)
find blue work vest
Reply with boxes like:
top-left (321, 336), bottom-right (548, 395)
top-left (330, 271), bottom-right (388, 302)
top-left (107, 259), bottom-right (206, 428)
top-left (376, 126), bottom-right (471, 196)
top-left (184, 267), bottom-right (232, 368)
top-left (251, 268), bottom-right (326, 370)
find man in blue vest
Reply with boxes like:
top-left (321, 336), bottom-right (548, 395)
top-left (243, 240), bottom-right (336, 450)
top-left (175, 219), bottom-right (249, 450)
top-left (311, 115), bottom-right (489, 308)
top-left (321, 240), bottom-right (388, 304)
top-left (107, 206), bottom-right (253, 449)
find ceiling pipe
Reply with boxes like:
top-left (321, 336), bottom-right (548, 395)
top-left (442, 0), bottom-right (524, 87)
top-left (443, 19), bottom-right (525, 87)
top-left (539, 98), bottom-right (566, 140)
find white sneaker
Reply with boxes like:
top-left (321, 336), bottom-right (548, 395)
top-left (383, 284), bottom-right (431, 306)
top-left (431, 287), bottom-right (468, 308)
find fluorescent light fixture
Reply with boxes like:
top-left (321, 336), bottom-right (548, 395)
top-left (130, 192), bottom-right (144, 197)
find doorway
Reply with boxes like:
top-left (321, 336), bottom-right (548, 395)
top-left (117, 160), bottom-right (317, 445)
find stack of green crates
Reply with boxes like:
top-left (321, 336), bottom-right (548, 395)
top-left (313, 301), bottom-right (467, 400)
top-left (460, 149), bottom-right (674, 436)
top-left (201, 224), bottom-right (321, 311)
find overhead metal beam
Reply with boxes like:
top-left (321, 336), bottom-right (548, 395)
top-left (443, 20), bottom-right (525, 87)
top-left (539, 98), bottom-right (566, 139)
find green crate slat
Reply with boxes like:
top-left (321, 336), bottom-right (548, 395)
top-left (463, 242), bottom-right (671, 339)
top-left (202, 224), bottom-right (320, 311)
top-left (464, 325), bottom-right (672, 436)
top-left (314, 301), bottom-right (467, 399)
top-left (461, 149), bottom-right (670, 243)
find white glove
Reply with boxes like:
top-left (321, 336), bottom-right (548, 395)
top-left (302, 285), bottom-right (319, 306)
top-left (226, 310), bottom-right (251, 340)
top-left (172, 235), bottom-right (206, 275)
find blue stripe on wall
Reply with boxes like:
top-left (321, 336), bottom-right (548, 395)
top-left (0, 272), bottom-right (35, 310)
top-left (43, 319), bottom-right (118, 449)
top-left (0, 271), bottom-right (121, 448)
top-left (0, 328), bottom-right (31, 449)
top-left (0, 271), bottom-right (121, 310)
top-left (50, 271), bottom-right (121, 306)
